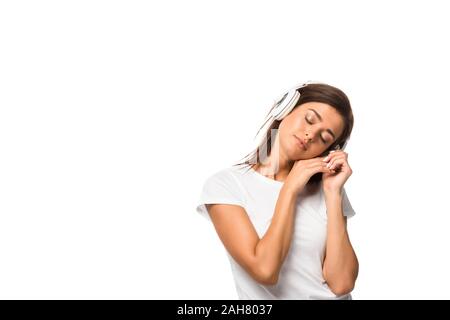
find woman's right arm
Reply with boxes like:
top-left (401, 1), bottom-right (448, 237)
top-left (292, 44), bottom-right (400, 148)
top-left (206, 158), bottom-right (332, 285)
top-left (207, 185), bottom-right (297, 285)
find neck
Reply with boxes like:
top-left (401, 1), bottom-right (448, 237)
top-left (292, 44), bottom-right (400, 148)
top-left (253, 132), bottom-right (293, 182)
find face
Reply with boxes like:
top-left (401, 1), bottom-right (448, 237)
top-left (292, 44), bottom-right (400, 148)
top-left (278, 102), bottom-right (345, 160)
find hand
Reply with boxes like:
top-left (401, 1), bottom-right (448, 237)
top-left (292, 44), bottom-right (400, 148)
top-left (322, 150), bottom-right (352, 194)
top-left (285, 156), bottom-right (335, 194)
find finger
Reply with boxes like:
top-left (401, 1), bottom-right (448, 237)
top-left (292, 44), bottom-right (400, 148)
top-left (312, 161), bottom-right (337, 173)
top-left (327, 157), bottom-right (348, 170)
top-left (321, 165), bottom-right (337, 174)
top-left (304, 157), bottom-right (330, 165)
top-left (326, 155), bottom-right (345, 168)
top-left (318, 166), bottom-right (336, 174)
top-left (327, 156), bottom-right (346, 169)
top-left (311, 158), bottom-right (341, 173)
top-left (323, 151), bottom-right (347, 163)
top-left (327, 150), bottom-right (346, 158)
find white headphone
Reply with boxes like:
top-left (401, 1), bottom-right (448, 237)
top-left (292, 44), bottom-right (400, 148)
top-left (270, 81), bottom-right (313, 120)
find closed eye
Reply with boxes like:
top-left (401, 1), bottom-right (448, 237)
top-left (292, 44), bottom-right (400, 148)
top-left (305, 116), bottom-right (329, 144)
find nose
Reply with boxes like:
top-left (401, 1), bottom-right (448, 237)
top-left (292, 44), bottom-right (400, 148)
top-left (304, 133), bottom-right (313, 144)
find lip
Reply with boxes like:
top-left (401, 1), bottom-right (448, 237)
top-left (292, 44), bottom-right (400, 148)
top-left (294, 135), bottom-right (307, 151)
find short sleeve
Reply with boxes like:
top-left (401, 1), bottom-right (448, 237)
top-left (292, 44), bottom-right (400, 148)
top-left (196, 169), bottom-right (246, 223)
top-left (342, 187), bottom-right (356, 219)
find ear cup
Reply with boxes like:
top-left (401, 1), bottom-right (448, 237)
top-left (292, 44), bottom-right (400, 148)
top-left (271, 82), bottom-right (314, 120)
top-left (271, 80), bottom-right (333, 121)
top-left (271, 89), bottom-right (301, 120)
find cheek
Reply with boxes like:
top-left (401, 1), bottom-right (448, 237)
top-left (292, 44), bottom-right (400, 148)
top-left (286, 118), bottom-right (305, 135)
top-left (278, 119), bottom-right (293, 137)
top-left (295, 115), bottom-right (306, 128)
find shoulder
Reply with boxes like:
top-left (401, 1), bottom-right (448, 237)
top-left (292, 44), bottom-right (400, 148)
top-left (198, 166), bottom-right (247, 211)
top-left (204, 166), bottom-right (245, 188)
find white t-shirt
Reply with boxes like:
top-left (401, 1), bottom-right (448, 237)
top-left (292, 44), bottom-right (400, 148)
top-left (196, 164), bottom-right (356, 300)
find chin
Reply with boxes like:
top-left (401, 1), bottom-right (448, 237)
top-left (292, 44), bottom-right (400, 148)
top-left (298, 154), bottom-right (313, 160)
top-left (289, 149), bottom-right (308, 161)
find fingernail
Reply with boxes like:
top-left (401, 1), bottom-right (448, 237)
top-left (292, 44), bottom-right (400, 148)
top-left (323, 156), bottom-right (329, 162)
top-left (329, 150), bottom-right (336, 153)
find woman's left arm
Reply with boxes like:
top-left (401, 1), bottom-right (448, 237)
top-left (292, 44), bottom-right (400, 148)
top-left (321, 150), bottom-right (358, 296)
top-left (322, 190), bottom-right (359, 296)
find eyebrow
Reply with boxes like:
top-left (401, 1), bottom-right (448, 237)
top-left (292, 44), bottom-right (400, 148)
top-left (307, 108), bottom-right (336, 140)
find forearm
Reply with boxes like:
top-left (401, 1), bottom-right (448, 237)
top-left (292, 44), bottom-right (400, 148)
top-left (254, 184), bottom-right (298, 282)
top-left (323, 190), bottom-right (359, 294)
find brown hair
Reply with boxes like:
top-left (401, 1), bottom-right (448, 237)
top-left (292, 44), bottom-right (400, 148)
top-left (233, 83), bottom-right (354, 186)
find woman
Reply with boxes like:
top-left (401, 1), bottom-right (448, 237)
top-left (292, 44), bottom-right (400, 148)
top-left (196, 82), bottom-right (358, 299)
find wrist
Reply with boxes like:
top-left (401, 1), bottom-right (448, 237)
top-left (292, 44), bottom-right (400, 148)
top-left (281, 183), bottom-right (301, 197)
top-left (323, 187), bottom-right (343, 198)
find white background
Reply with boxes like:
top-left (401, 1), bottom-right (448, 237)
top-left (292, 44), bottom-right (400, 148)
top-left (1, 0), bottom-right (449, 299)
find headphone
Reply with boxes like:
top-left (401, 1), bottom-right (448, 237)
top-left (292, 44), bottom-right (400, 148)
top-left (254, 80), bottom-right (347, 152)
